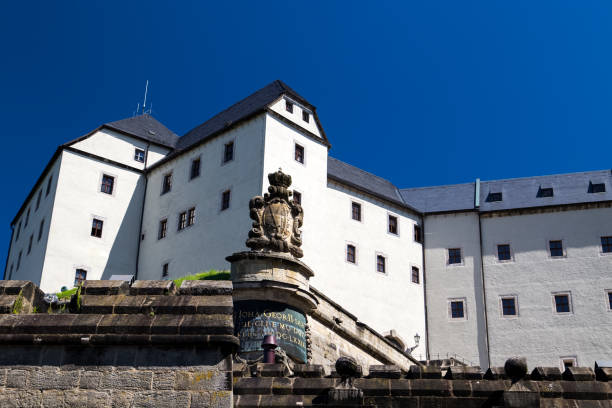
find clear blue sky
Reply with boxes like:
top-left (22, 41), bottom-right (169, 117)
top-left (2, 1), bottom-right (612, 263)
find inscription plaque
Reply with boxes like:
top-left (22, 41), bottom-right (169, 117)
top-left (234, 300), bottom-right (307, 363)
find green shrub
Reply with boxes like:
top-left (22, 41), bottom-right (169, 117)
top-left (173, 269), bottom-right (230, 288)
top-left (56, 287), bottom-right (78, 300)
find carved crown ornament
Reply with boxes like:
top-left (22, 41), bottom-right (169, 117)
top-left (246, 169), bottom-right (304, 258)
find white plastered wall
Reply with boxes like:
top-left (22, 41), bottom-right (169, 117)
top-left (268, 97), bottom-right (322, 138)
top-left (137, 115), bottom-right (267, 279)
top-left (481, 207), bottom-right (612, 368)
top-left (424, 212), bottom-right (489, 368)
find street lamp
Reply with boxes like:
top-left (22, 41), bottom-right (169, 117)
top-left (407, 333), bottom-right (420, 354)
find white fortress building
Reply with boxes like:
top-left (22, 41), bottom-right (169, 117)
top-left (4, 81), bottom-right (612, 370)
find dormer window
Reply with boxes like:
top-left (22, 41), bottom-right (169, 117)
top-left (588, 182), bottom-right (606, 194)
top-left (487, 192), bottom-right (502, 202)
top-left (285, 101), bottom-right (293, 113)
top-left (302, 111), bottom-right (310, 123)
top-left (537, 187), bottom-right (553, 198)
top-left (134, 148), bottom-right (145, 163)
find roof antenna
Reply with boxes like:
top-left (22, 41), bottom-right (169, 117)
top-left (142, 80), bottom-right (149, 115)
top-left (133, 103), bottom-right (140, 117)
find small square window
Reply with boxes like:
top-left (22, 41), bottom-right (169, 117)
top-left (346, 244), bottom-right (356, 264)
top-left (16, 251), bottom-right (22, 270)
top-left (25, 208), bottom-right (30, 227)
top-left (537, 187), bottom-right (554, 198)
top-left (293, 191), bottom-right (302, 205)
top-left (302, 111), bottom-right (310, 123)
top-left (158, 219), bottom-right (167, 239)
top-left (561, 357), bottom-right (577, 371)
top-left (178, 211), bottom-right (187, 230)
top-left (285, 101), bottom-right (293, 113)
top-left (162, 263), bottom-right (169, 278)
top-left (414, 225), bottom-right (423, 243)
top-left (601, 236), bottom-right (612, 253)
top-left (501, 297), bottom-right (517, 316)
top-left (487, 192), bottom-right (503, 202)
top-left (223, 142), bottom-right (234, 163)
top-left (549, 240), bottom-right (564, 257)
top-left (38, 219), bottom-right (44, 242)
top-left (187, 207), bottom-right (195, 226)
top-left (411, 266), bottom-right (420, 284)
top-left (607, 291), bottom-right (612, 310)
top-left (101, 175), bottom-right (114, 194)
top-left (46, 175), bottom-right (53, 196)
top-left (351, 202), bottom-right (361, 221)
top-left (388, 215), bottom-right (398, 235)
top-left (162, 173), bottom-right (172, 194)
top-left (450, 300), bottom-right (465, 319)
top-left (221, 190), bottom-right (231, 211)
top-left (588, 182), bottom-right (606, 193)
top-left (376, 255), bottom-right (386, 273)
top-left (295, 144), bottom-right (304, 164)
top-left (27, 234), bottom-right (33, 255)
top-left (190, 158), bottom-right (201, 179)
top-left (91, 219), bottom-right (103, 238)
top-left (448, 248), bottom-right (462, 264)
top-left (75, 269), bottom-right (87, 287)
top-left (36, 190), bottom-right (42, 211)
top-left (497, 244), bottom-right (511, 261)
top-left (554, 293), bottom-right (571, 313)
top-left (134, 148), bottom-right (145, 163)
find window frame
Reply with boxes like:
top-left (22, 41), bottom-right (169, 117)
top-left (35, 190), bottom-right (42, 211)
top-left (548, 239), bottom-right (565, 258)
top-left (560, 356), bottom-right (577, 371)
top-left (552, 292), bottom-right (573, 315)
top-left (134, 148), bottom-right (146, 163)
top-left (38, 218), bottom-right (44, 242)
top-left (178, 211), bottom-right (187, 231)
top-left (605, 290), bottom-right (612, 312)
top-left (161, 172), bottom-right (173, 195)
top-left (496, 243), bottom-right (513, 262)
top-left (387, 213), bottom-right (399, 236)
top-left (222, 140), bottom-right (235, 164)
top-left (74, 268), bottom-right (87, 287)
top-left (91, 218), bottom-right (104, 238)
top-left (487, 192), bottom-right (503, 202)
top-left (351, 201), bottom-right (362, 222)
top-left (447, 248), bottom-right (463, 266)
top-left (499, 295), bottom-right (518, 318)
top-left (190, 157), bottom-right (201, 180)
top-left (537, 187), bottom-right (554, 198)
top-left (25, 208), bottom-right (30, 227)
top-left (158, 219), bottom-right (168, 240)
top-left (346, 243), bottom-right (357, 265)
top-left (293, 190), bottom-right (302, 205)
top-left (100, 174), bottom-right (115, 195)
top-left (27, 234), bottom-right (33, 255)
top-left (448, 298), bottom-right (467, 321)
top-left (162, 262), bottom-right (169, 279)
top-left (285, 100), bottom-right (293, 113)
top-left (16, 251), bottom-right (22, 270)
top-left (187, 207), bottom-right (196, 227)
top-left (221, 189), bottom-right (231, 211)
top-left (588, 182), bottom-right (606, 194)
top-left (302, 110), bottom-right (310, 123)
top-left (46, 175), bottom-right (53, 196)
top-left (411, 266), bottom-right (420, 284)
top-left (294, 143), bottom-right (305, 164)
top-left (375, 252), bottom-right (387, 275)
top-left (414, 224), bottom-right (423, 243)
top-left (601, 236), bottom-right (612, 254)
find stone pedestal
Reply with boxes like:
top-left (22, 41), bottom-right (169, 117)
top-left (227, 251), bottom-right (317, 363)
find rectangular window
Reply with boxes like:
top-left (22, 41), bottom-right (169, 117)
top-left (190, 158), bottom-right (201, 179)
top-left (15, 222), bottom-right (22, 242)
top-left (295, 144), bottom-right (304, 164)
top-left (27, 235), bottom-right (33, 255)
top-left (38, 219), bottom-right (44, 242)
top-left (162, 263), bottom-right (169, 278)
top-left (601, 236), bottom-right (612, 253)
top-left (25, 208), bottom-right (30, 226)
top-left (376, 255), bottom-right (386, 273)
top-left (497, 244), bottom-right (511, 261)
top-left (414, 225), bottom-right (423, 243)
top-left (537, 187), bottom-right (554, 198)
top-left (74, 269), bottom-right (87, 286)
top-left (588, 182), bottom-right (606, 193)
top-left (412, 266), bottom-right (420, 284)
top-left (549, 240), bottom-right (564, 257)
top-left (178, 211), bottom-right (187, 230)
top-left (91, 219), bottom-right (103, 238)
top-left (561, 357), bottom-right (577, 371)
top-left (487, 192), bottom-right (503, 202)
top-left (46, 175), bottom-right (53, 196)
top-left (293, 191), bottom-right (302, 205)
top-left (36, 190), bottom-right (42, 210)
top-left (221, 190), bottom-right (231, 211)
top-left (448, 248), bottom-right (462, 264)
top-left (158, 219), bottom-right (167, 239)
top-left (388, 215), bottom-right (398, 235)
top-left (162, 173), bottom-right (172, 194)
top-left (450, 300), bottom-right (465, 319)
top-left (607, 291), bottom-right (612, 311)
top-left (302, 110), bottom-right (310, 123)
top-left (346, 244), bottom-right (356, 263)
top-left (501, 297), bottom-right (517, 316)
top-left (351, 202), bottom-right (361, 221)
top-left (134, 148), bottom-right (145, 163)
top-left (223, 142), bottom-right (234, 163)
top-left (554, 293), bottom-right (571, 313)
top-left (187, 207), bottom-right (196, 226)
top-left (17, 251), bottom-right (22, 270)
top-left (285, 100), bottom-right (293, 113)
top-left (101, 175), bottom-right (114, 194)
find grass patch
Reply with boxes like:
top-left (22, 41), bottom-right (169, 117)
top-left (56, 287), bottom-right (78, 300)
top-left (173, 269), bottom-right (230, 288)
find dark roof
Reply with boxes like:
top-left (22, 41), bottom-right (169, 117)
top-left (177, 80), bottom-right (322, 151)
top-left (400, 183), bottom-right (476, 213)
top-left (104, 114), bottom-right (179, 148)
top-left (327, 157), bottom-right (410, 209)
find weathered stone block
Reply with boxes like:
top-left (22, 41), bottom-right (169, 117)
top-left (69, 314), bottom-right (103, 334)
top-left (444, 366), bottom-right (483, 380)
top-left (114, 296), bottom-right (146, 314)
top-left (81, 280), bottom-right (129, 295)
top-left (408, 365), bottom-right (441, 379)
top-left (80, 295), bottom-right (123, 314)
top-left (13, 314), bottom-right (77, 334)
top-left (369, 364), bottom-right (402, 379)
top-left (191, 390), bottom-right (232, 408)
top-left (563, 367), bottom-right (596, 381)
top-left (259, 395), bottom-right (314, 407)
top-left (271, 377), bottom-right (293, 395)
top-left (30, 367), bottom-right (80, 390)
top-left (451, 379), bottom-right (472, 397)
top-left (80, 370), bottom-right (103, 389)
top-left (150, 314), bottom-right (182, 334)
top-left (293, 363), bottom-right (324, 378)
top-left (178, 280), bottom-right (232, 296)
top-left (152, 370), bottom-right (176, 390)
top-left (0, 389), bottom-right (42, 408)
top-left (99, 369), bottom-right (153, 390)
top-left (131, 391), bottom-right (190, 407)
top-left (560, 380), bottom-right (610, 400)
top-left (6, 368), bottom-right (30, 388)
top-left (471, 380), bottom-right (507, 398)
top-left (253, 363), bottom-right (288, 378)
top-left (0, 314), bottom-right (17, 333)
top-left (194, 295), bottom-right (234, 314)
top-left (0, 368), bottom-right (7, 386)
top-left (175, 369), bottom-right (230, 391)
top-left (484, 367), bottom-right (507, 380)
top-left (41, 390), bottom-right (64, 408)
top-left (532, 367), bottom-right (563, 381)
top-left (130, 280), bottom-right (176, 296)
top-left (234, 394), bottom-right (261, 408)
top-left (389, 379), bottom-right (411, 396)
top-left (409, 379), bottom-right (451, 397)
top-left (353, 378), bottom-right (391, 396)
top-left (537, 381), bottom-right (564, 398)
top-left (109, 390), bottom-right (134, 408)
top-left (0, 295), bottom-right (19, 314)
top-left (97, 314), bottom-right (154, 334)
top-left (179, 314), bottom-right (233, 335)
top-left (234, 377), bottom-right (273, 395)
top-left (596, 367), bottom-right (612, 382)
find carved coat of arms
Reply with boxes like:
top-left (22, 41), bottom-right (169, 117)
top-left (246, 169), bottom-right (304, 258)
